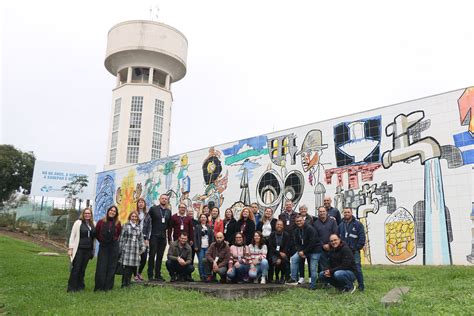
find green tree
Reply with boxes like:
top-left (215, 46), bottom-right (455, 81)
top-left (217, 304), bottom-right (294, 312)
top-left (61, 175), bottom-right (89, 210)
top-left (0, 145), bottom-right (36, 203)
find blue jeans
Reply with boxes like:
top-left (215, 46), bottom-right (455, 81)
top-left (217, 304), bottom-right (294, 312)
top-left (197, 248), bottom-right (208, 278)
top-left (354, 250), bottom-right (364, 290)
top-left (227, 264), bottom-right (250, 281)
top-left (290, 252), bottom-right (320, 289)
top-left (318, 270), bottom-right (355, 290)
top-left (249, 259), bottom-right (269, 279)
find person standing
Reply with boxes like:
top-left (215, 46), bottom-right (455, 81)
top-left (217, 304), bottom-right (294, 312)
top-left (250, 202), bottom-right (262, 227)
top-left (339, 207), bottom-right (366, 291)
top-left (297, 204), bottom-right (315, 284)
top-left (205, 232), bottom-right (231, 283)
top-left (236, 207), bottom-right (256, 246)
top-left (313, 206), bottom-right (338, 271)
top-left (256, 207), bottom-right (277, 243)
top-left (143, 194), bottom-right (171, 282)
top-left (223, 208), bottom-right (237, 245)
top-left (248, 231), bottom-right (269, 284)
top-left (166, 232), bottom-right (195, 282)
top-left (324, 196), bottom-right (342, 225)
top-left (188, 207), bottom-right (198, 265)
top-left (319, 234), bottom-right (357, 293)
top-left (194, 214), bottom-right (214, 281)
top-left (67, 207), bottom-right (95, 292)
top-left (288, 215), bottom-right (321, 290)
top-left (168, 203), bottom-right (195, 245)
top-left (119, 211), bottom-right (146, 288)
top-left (208, 207), bottom-right (224, 237)
top-left (94, 205), bottom-right (122, 291)
top-left (267, 220), bottom-right (291, 283)
top-left (278, 200), bottom-right (299, 235)
top-left (133, 198), bottom-right (149, 282)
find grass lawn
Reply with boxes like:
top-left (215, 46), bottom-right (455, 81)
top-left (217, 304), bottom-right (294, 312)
top-left (0, 235), bottom-right (473, 315)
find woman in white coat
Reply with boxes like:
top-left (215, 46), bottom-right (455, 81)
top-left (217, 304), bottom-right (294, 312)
top-left (67, 207), bottom-right (96, 292)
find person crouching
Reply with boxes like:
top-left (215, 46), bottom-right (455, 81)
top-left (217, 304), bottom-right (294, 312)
top-left (166, 232), bottom-right (195, 282)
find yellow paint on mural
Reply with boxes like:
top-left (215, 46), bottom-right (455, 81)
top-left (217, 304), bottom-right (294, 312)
top-left (385, 208), bottom-right (416, 263)
top-left (118, 169), bottom-right (137, 223)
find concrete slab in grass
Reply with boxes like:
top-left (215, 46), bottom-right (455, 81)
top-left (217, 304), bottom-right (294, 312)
top-left (38, 252), bottom-right (60, 256)
top-left (381, 287), bottom-right (410, 307)
top-left (145, 281), bottom-right (289, 299)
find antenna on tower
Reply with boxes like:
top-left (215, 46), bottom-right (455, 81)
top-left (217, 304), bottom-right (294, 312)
top-left (149, 3), bottom-right (160, 21)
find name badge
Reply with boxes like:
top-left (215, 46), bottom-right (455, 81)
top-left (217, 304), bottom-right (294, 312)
top-left (224, 228), bottom-right (227, 234)
top-left (215, 256), bottom-right (219, 262)
top-left (180, 224), bottom-right (184, 230)
top-left (276, 245), bottom-right (280, 251)
top-left (162, 218), bottom-right (165, 224)
top-left (286, 220), bottom-right (290, 226)
top-left (238, 256), bottom-right (241, 261)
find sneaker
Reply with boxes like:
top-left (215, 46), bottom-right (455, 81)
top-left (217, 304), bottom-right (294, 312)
top-left (287, 279), bottom-right (299, 285)
top-left (298, 277), bottom-right (305, 284)
top-left (137, 273), bottom-right (144, 281)
top-left (206, 275), bottom-right (214, 283)
top-left (260, 277), bottom-right (266, 284)
top-left (134, 275), bottom-right (140, 282)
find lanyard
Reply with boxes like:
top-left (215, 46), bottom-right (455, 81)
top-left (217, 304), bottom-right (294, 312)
top-left (276, 233), bottom-right (282, 246)
top-left (299, 229), bottom-right (304, 245)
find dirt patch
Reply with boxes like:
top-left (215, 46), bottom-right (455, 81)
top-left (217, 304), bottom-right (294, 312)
top-left (0, 228), bottom-right (67, 253)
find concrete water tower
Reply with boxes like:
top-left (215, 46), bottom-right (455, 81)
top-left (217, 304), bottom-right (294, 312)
top-left (103, 20), bottom-right (188, 170)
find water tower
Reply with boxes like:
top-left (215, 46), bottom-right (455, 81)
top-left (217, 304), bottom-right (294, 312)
top-left (103, 20), bottom-right (188, 170)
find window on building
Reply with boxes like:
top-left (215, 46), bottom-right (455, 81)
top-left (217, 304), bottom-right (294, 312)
top-left (128, 130), bottom-right (141, 146)
top-left (109, 98), bottom-right (121, 165)
top-left (109, 148), bottom-right (117, 165)
top-left (151, 149), bottom-right (161, 160)
top-left (131, 96), bottom-right (143, 112)
top-left (126, 147), bottom-right (139, 164)
top-left (131, 67), bottom-right (150, 83)
top-left (151, 99), bottom-right (164, 160)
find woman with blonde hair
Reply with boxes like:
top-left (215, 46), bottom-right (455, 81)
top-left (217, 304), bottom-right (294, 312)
top-left (119, 211), bottom-right (146, 287)
top-left (67, 207), bottom-right (96, 292)
top-left (208, 207), bottom-right (224, 237)
top-left (94, 205), bottom-right (122, 291)
top-left (235, 207), bottom-right (255, 246)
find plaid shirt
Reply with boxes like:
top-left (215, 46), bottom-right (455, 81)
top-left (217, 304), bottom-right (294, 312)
top-left (119, 222), bottom-right (145, 267)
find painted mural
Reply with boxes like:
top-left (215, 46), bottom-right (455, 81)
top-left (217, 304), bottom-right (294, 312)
top-left (94, 87), bottom-right (474, 265)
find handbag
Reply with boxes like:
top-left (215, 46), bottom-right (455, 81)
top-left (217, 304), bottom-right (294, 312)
top-left (115, 250), bottom-right (124, 275)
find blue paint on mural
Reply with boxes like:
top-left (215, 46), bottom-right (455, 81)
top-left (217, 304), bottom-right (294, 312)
top-left (453, 131), bottom-right (474, 165)
top-left (334, 116), bottom-right (381, 167)
top-left (94, 171), bottom-right (116, 221)
top-left (222, 135), bottom-right (268, 165)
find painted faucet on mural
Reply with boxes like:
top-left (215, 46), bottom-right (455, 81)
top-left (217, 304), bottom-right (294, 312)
top-left (94, 87), bottom-right (473, 265)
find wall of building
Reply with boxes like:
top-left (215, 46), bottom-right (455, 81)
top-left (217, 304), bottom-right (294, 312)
top-left (94, 87), bottom-right (474, 265)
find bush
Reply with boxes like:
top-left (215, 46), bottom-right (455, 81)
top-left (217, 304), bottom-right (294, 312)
top-left (0, 213), bottom-right (15, 227)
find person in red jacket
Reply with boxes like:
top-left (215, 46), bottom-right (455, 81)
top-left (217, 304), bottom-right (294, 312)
top-left (94, 205), bottom-right (122, 291)
top-left (209, 207), bottom-right (224, 237)
top-left (168, 203), bottom-right (194, 246)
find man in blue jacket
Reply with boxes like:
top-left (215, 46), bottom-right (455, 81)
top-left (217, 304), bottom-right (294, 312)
top-left (287, 215), bottom-right (321, 290)
top-left (339, 207), bottom-right (365, 291)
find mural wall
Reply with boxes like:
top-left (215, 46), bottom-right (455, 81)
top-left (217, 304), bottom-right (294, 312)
top-left (94, 87), bottom-right (474, 265)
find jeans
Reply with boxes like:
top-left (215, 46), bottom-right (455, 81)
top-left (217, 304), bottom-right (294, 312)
top-left (354, 250), bottom-right (365, 290)
top-left (249, 259), bottom-right (269, 279)
top-left (290, 252), bottom-right (321, 289)
top-left (227, 264), bottom-right (250, 281)
top-left (165, 259), bottom-right (195, 277)
top-left (197, 247), bottom-right (208, 278)
top-left (318, 270), bottom-right (356, 290)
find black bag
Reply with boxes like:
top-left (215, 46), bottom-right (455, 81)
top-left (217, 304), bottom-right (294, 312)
top-left (115, 251), bottom-right (123, 275)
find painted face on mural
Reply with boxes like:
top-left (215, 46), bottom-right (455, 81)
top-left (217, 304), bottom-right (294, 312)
top-left (301, 149), bottom-right (321, 172)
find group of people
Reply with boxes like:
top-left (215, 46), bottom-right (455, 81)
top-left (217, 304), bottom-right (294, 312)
top-left (67, 194), bottom-right (366, 294)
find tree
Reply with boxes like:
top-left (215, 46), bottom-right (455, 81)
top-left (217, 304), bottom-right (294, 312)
top-left (0, 145), bottom-right (36, 203)
top-left (61, 175), bottom-right (89, 210)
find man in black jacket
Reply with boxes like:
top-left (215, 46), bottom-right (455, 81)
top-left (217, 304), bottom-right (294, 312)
top-left (287, 215), bottom-right (322, 290)
top-left (319, 233), bottom-right (357, 293)
top-left (143, 194), bottom-right (172, 282)
top-left (267, 220), bottom-right (291, 284)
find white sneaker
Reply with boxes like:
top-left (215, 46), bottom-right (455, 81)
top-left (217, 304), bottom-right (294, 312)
top-left (260, 277), bottom-right (266, 284)
top-left (298, 277), bottom-right (305, 284)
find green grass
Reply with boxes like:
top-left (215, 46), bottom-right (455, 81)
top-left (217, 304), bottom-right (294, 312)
top-left (0, 235), bottom-right (473, 315)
